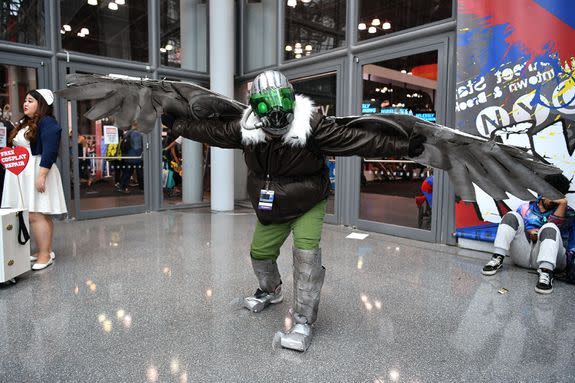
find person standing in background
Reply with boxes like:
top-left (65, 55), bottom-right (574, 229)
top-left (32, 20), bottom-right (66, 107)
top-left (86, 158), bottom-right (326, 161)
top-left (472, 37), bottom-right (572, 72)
top-left (117, 122), bottom-right (144, 193)
top-left (77, 133), bottom-right (93, 188)
top-left (1, 89), bottom-right (67, 270)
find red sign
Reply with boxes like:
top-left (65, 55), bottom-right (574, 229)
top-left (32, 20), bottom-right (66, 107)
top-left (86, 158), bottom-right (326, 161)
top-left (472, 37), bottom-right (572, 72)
top-left (0, 147), bottom-right (29, 175)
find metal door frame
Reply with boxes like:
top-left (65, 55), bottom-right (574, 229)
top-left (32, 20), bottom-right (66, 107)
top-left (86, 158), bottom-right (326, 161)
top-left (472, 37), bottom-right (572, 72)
top-left (348, 33), bottom-right (456, 243)
top-left (0, 53), bottom-right (55, 193)
top-left (282, 57), bottom-right (347, 225)
top-left (58, 62), bottom-right (152, 220)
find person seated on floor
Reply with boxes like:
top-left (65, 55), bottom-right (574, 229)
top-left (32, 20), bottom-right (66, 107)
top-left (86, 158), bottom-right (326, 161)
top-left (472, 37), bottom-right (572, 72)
top-left (482, 174), bottom-right (574, 294)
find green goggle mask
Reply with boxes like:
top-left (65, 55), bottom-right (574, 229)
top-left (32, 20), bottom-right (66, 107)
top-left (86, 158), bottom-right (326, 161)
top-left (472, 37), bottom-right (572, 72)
top-left (249, 87), bottom-right (295, 117)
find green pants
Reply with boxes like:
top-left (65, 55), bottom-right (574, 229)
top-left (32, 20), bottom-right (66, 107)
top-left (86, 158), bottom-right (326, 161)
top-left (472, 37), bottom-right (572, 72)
top-left (250, 200), bottom-right (327, 260)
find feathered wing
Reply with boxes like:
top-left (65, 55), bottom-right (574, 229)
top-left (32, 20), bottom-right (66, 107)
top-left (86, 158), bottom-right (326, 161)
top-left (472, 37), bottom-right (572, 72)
top-left (56, 74), bottom-right (247, 133)
top-left (57, 78), bottom-right (564, 202)
top-left (337, 114), bottom-right (564, 202)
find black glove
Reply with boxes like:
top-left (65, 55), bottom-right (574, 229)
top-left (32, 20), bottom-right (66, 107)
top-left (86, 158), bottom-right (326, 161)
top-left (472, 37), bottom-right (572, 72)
top-left (408, 133), bottom-right (427, 157)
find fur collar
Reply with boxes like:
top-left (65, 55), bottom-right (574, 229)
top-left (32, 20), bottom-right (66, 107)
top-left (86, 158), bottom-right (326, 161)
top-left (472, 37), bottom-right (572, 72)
top-left (240, 94), bottom-right (315, 146)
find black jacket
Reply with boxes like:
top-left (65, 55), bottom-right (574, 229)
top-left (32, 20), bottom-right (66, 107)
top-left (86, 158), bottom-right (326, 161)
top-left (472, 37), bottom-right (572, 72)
top-left (173, 95), bottom-right (410, 224)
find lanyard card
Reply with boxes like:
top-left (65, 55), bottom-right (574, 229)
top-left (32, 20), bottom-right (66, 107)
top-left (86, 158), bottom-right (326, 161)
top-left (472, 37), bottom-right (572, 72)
top-left (258, 189), bottom-right (274, 210)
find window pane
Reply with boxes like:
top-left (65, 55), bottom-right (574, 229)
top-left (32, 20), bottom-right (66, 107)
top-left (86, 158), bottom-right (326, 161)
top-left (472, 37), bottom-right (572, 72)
top-left (357, 0), bottom-right (452, 42)
top-left (161, 77), bottom-right (210, 207)
top-left (0, 64), bottom-right (38, 124)
top-left (245, 0), bottom-right (278, 71)
top-left (291, 73), bottom-right (337, 215)
top-left (291, 73), bottom-right (337, 115)
top-left (160, 0), bottom-right (208, 71)
top-left (71, 102), bottom-right (146, 212)
top-left (60, 1), bottom-right (149, 62)
top-left (284, 0), bottom-right (346, 61)
top-left (359, 51), bottom-right (438, 229)
top-left (0, 0), bottom-right (45, 46)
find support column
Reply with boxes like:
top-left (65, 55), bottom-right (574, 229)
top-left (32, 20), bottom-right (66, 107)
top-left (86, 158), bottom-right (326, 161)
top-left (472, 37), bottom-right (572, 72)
top-left (209, 0), bottom-right (235, 211)
top-left (181, 138), bottom-right (204, 203)
top-left (180, 1), bottom-right (206, 203)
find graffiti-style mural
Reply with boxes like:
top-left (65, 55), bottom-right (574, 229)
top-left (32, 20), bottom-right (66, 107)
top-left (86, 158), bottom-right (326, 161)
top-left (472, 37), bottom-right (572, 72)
top-left (456, 0), bottom-right (575, 225)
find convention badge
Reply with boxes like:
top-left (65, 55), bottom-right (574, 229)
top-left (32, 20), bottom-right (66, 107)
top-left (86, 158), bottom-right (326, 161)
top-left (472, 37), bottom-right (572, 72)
top-left (0, 146), bottom-right (29, 175)
top-left (258, 189), bottom-right (275, 210)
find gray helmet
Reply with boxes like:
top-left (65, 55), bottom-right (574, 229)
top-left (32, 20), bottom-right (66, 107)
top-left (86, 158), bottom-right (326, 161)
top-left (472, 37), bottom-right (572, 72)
top-left (249, 70), bottom-right (295, 137)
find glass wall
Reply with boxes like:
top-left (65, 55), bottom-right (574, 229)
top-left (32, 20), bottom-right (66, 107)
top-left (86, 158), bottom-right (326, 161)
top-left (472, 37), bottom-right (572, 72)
top-left (161, 115), bottom-right (210, 207)
top-left (159, 77), bottom-right (211, 207)
top-left (69, 97), bottom-right (146, 213)
top-left (359, 51), bottom-right (438, 229)
top-left (60, 0), bottom-right (149, 62)
top-left (0, 1), bottom-right (45, 46)
top-left (244, 0), bottom-right (278, 71)
top-left (160, 0), bottom-right (208, 71)
top-left (0, 0), bottom-right (455, 235)
top-left (357, 0), bottom-right (452, 41)
top-left (284, 0), bottom-right (346, 61)
top-left (291, 73), bottom-right (337, 214)
top-left (0, 64), bottom-right (38, 124)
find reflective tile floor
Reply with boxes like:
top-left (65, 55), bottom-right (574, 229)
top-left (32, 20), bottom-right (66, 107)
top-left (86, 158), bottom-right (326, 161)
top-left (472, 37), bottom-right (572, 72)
top-left (1, 208), bottom-right (575, 383)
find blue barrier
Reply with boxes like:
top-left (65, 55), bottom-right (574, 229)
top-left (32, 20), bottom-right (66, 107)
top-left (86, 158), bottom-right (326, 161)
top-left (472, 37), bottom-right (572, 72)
top-left (454, 223), bottom-right (499, 243)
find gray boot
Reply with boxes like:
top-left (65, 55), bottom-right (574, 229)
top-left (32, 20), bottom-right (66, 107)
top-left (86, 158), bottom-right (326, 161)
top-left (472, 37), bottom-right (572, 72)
top-left (278, 248), bottom-right (325, 352)
top-left (243, 258), bottom-right (283, 313)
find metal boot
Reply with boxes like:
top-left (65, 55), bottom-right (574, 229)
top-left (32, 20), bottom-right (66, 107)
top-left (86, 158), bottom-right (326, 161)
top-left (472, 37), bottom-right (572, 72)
top-left (278, 248), bottom-right (325, 352)
top-left (244, 258), bottom-right (283, 313)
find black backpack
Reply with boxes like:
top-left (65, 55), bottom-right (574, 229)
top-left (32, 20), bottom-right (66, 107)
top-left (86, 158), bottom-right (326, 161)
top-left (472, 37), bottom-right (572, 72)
top-left (558, 250), bottom-right (575, 284)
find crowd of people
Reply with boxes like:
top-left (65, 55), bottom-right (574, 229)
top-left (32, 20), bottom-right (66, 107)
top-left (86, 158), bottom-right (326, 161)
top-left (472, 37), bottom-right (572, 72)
top-left (74, 122), bottom-right (144, 195)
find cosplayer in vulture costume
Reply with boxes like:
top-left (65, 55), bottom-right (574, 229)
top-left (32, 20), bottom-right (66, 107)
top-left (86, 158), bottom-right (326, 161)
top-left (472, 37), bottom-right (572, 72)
top-left (58, 72), bottom-right (565, 352)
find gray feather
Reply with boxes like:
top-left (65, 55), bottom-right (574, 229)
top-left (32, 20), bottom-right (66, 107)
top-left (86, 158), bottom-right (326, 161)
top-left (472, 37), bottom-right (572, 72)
top-left (408, 117), bottom-right (564, 201)
top-left (56, 74), bottom-right (247, 134)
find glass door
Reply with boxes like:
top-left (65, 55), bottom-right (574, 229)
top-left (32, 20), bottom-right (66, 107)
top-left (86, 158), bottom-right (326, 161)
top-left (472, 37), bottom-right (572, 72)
top-left (360, 51), bottom-right (437, 229)
top-left (0, 54), bottom-right (49, 207)
top-left (63, 64), bottom-right (151, 219)
top-left (352, 42), bottom-right (450, 242)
